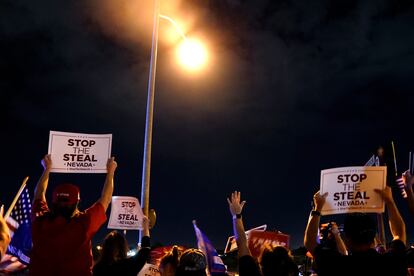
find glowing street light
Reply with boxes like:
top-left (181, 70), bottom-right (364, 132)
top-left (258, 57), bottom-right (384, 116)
top-left (159, 14), bottom-right (208, 71)
top-left (139, 0), bottom-right (208, 240)
top-left (177, 39), bottom-right (208, 71)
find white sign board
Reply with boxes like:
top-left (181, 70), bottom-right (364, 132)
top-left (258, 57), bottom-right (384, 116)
top-left (48, 131), bottom-right (112, 173)
top-left (320, 166), bottom-right (387, 215)
top-left (137, 263), bottom-right (161, 276)
top-left (108, 196), bottom-right (144, 230)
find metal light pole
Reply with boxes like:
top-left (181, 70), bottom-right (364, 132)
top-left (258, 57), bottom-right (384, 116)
top-left (140, 0), bottom-right (160, 241)
top-left (139, 1), bottom-right (207, 241)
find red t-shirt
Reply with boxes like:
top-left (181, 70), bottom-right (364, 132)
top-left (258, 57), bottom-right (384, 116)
top-left (30, 199), bottom-right (106, 276)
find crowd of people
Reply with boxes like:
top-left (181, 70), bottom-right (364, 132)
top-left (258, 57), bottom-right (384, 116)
top-left (1, 154), bottom-right (414, 275)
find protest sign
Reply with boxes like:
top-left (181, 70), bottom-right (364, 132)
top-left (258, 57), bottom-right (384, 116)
top-left (224, 224), bottom-right (267, 253)
top-left (48, 131), bottom-right (112, 173)
top-left (248, 231), bottom-right (290, 259)
top-left (137, 263), bottom-right (160, 276)
top-left (108, 196), bottom-right (144, 230)
top-left (320, 166), bottom-right (387, 215)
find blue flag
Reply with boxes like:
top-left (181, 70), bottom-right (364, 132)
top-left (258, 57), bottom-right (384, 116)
top-left (192, 220), bottom-right (226, 275)
top-left (6, 188), bottom-right (32, 265)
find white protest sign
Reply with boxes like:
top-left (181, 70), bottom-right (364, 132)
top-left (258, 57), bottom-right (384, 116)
top-left (48, 131), bottom-right (112, 173)
top-left (108, 196), bottom-right (144, 230)
top-left (320, 166), bottom-right (387, 215)
top-left (137, 263), bottom-right (160, 276)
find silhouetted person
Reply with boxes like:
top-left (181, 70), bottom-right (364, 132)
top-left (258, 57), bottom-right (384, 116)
top-left (159, 245), bottom-right (181, 276)
top-left (304, 187), bottom-right (407, 276)
top-left (93, 216), bottom-right (151, 276)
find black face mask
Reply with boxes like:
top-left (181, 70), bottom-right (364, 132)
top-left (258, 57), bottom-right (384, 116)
top-left (51, 203), bottom-right (77, 220)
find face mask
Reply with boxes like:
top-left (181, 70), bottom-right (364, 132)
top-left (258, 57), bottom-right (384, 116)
top-left (51, 203), bottom-right (77, 219)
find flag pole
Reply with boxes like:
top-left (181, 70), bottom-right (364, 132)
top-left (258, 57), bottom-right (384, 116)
top-left (5, 176), bottom-right (29, 219)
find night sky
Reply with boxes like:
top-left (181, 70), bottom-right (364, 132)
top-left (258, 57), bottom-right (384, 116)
top-left (2, 0), bottom-right (414, 250)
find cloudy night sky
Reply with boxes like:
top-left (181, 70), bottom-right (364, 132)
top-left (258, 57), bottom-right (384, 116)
top-left (2, 0), bottom-right (414, 249)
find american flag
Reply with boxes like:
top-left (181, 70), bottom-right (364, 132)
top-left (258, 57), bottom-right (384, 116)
top-left (5, 187), bottom-right (32, 265)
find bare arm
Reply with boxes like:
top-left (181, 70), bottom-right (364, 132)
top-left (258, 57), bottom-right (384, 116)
top-left (98, 157), bottom-right (117, 211)
top-left (34, 154), bottom-right (52, 202)
top-left (304, 191), bottom-right (328, 255)
top-left (331, 223), bottom-right (348, 255)
top-left (375, 187), bottom-right (406, 245)
top-left (0, 205), bottom-right (11, 260)
top-left (227, 191), bottom-right (250, 257)
top-left (402, 170), bottom-right (414, 215)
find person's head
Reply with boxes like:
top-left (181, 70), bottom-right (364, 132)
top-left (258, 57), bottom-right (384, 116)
top-left (175, 248), bottom-right (207, 276)
top-left (98, 231), bottom-right (128, 265)
top-left (160, 246), bottom-right (181, 276)
top-left (259, 245), bottom-right (298, 276)
top-left (406, 246), bottom-right (414, 268)
top-left (51, 183), bottom-right (80, 219)
top-left (343, 213), bottom-right (376, 251)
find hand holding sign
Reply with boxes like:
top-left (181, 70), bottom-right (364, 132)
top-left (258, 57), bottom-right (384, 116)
top-left (313, 191), bottom-right (328, 212)
top-left (374, 186), bottom-right (393, 204)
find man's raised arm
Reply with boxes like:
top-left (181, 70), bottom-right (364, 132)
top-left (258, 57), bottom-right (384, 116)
top-left (34, 154), bottom-right (52, 202)
top-left (227, 191), bottom-right (249, 257)
top-left (304, 191), bottom-right (328, 255)
top-left (375, 186), bottom-right (406, 245)
top-left (98, 157), bottom-right (117, 211)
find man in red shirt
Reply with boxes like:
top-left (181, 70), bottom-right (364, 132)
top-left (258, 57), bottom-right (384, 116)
top-left (30, 154), bottom-right (117, 276)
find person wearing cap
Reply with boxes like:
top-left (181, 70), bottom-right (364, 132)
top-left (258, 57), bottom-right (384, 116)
top-left (304, 187), bottom-right (407, 276)
top-left (0, 205), bottom-right (11, 260)
top-left (30, 154), bottom-right (117, 276)
top-left (175, 248), bottom-right (207, 276)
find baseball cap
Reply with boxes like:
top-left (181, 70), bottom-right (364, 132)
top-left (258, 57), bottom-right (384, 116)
top-left (52, 183), bottom-right (80, 205)
top-left (178, 249), bottom-right (207, 271)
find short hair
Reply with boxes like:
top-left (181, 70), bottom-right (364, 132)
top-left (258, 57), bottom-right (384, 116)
top-left (344, 213), bottom-right (376, 245)
top-left (259, 245), bottom-right (298, 276)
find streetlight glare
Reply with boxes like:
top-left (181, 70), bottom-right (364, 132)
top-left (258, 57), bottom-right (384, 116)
top-left (177, 39), bottom-right (208, 71)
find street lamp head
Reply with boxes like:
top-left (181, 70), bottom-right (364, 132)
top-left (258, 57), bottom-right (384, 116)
top-left (177, 38), bottom-right (208, 71)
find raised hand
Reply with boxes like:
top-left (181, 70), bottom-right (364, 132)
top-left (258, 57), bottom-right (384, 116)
top-left (402, 170), bottom-right (414, 190)
top-left (107, 157), bottom-right (117, 174)
top-left (313, 191), bottom-right (328, 212)
top-left (227, 191), bottom-right (246, 216)
top-left (374, 186), bottom-right (393, 204)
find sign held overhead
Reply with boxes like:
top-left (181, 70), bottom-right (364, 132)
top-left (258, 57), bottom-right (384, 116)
top-left (320, 166), bottom-right (387, 215)
top-left (48, 131), bottom-right (112, 173)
